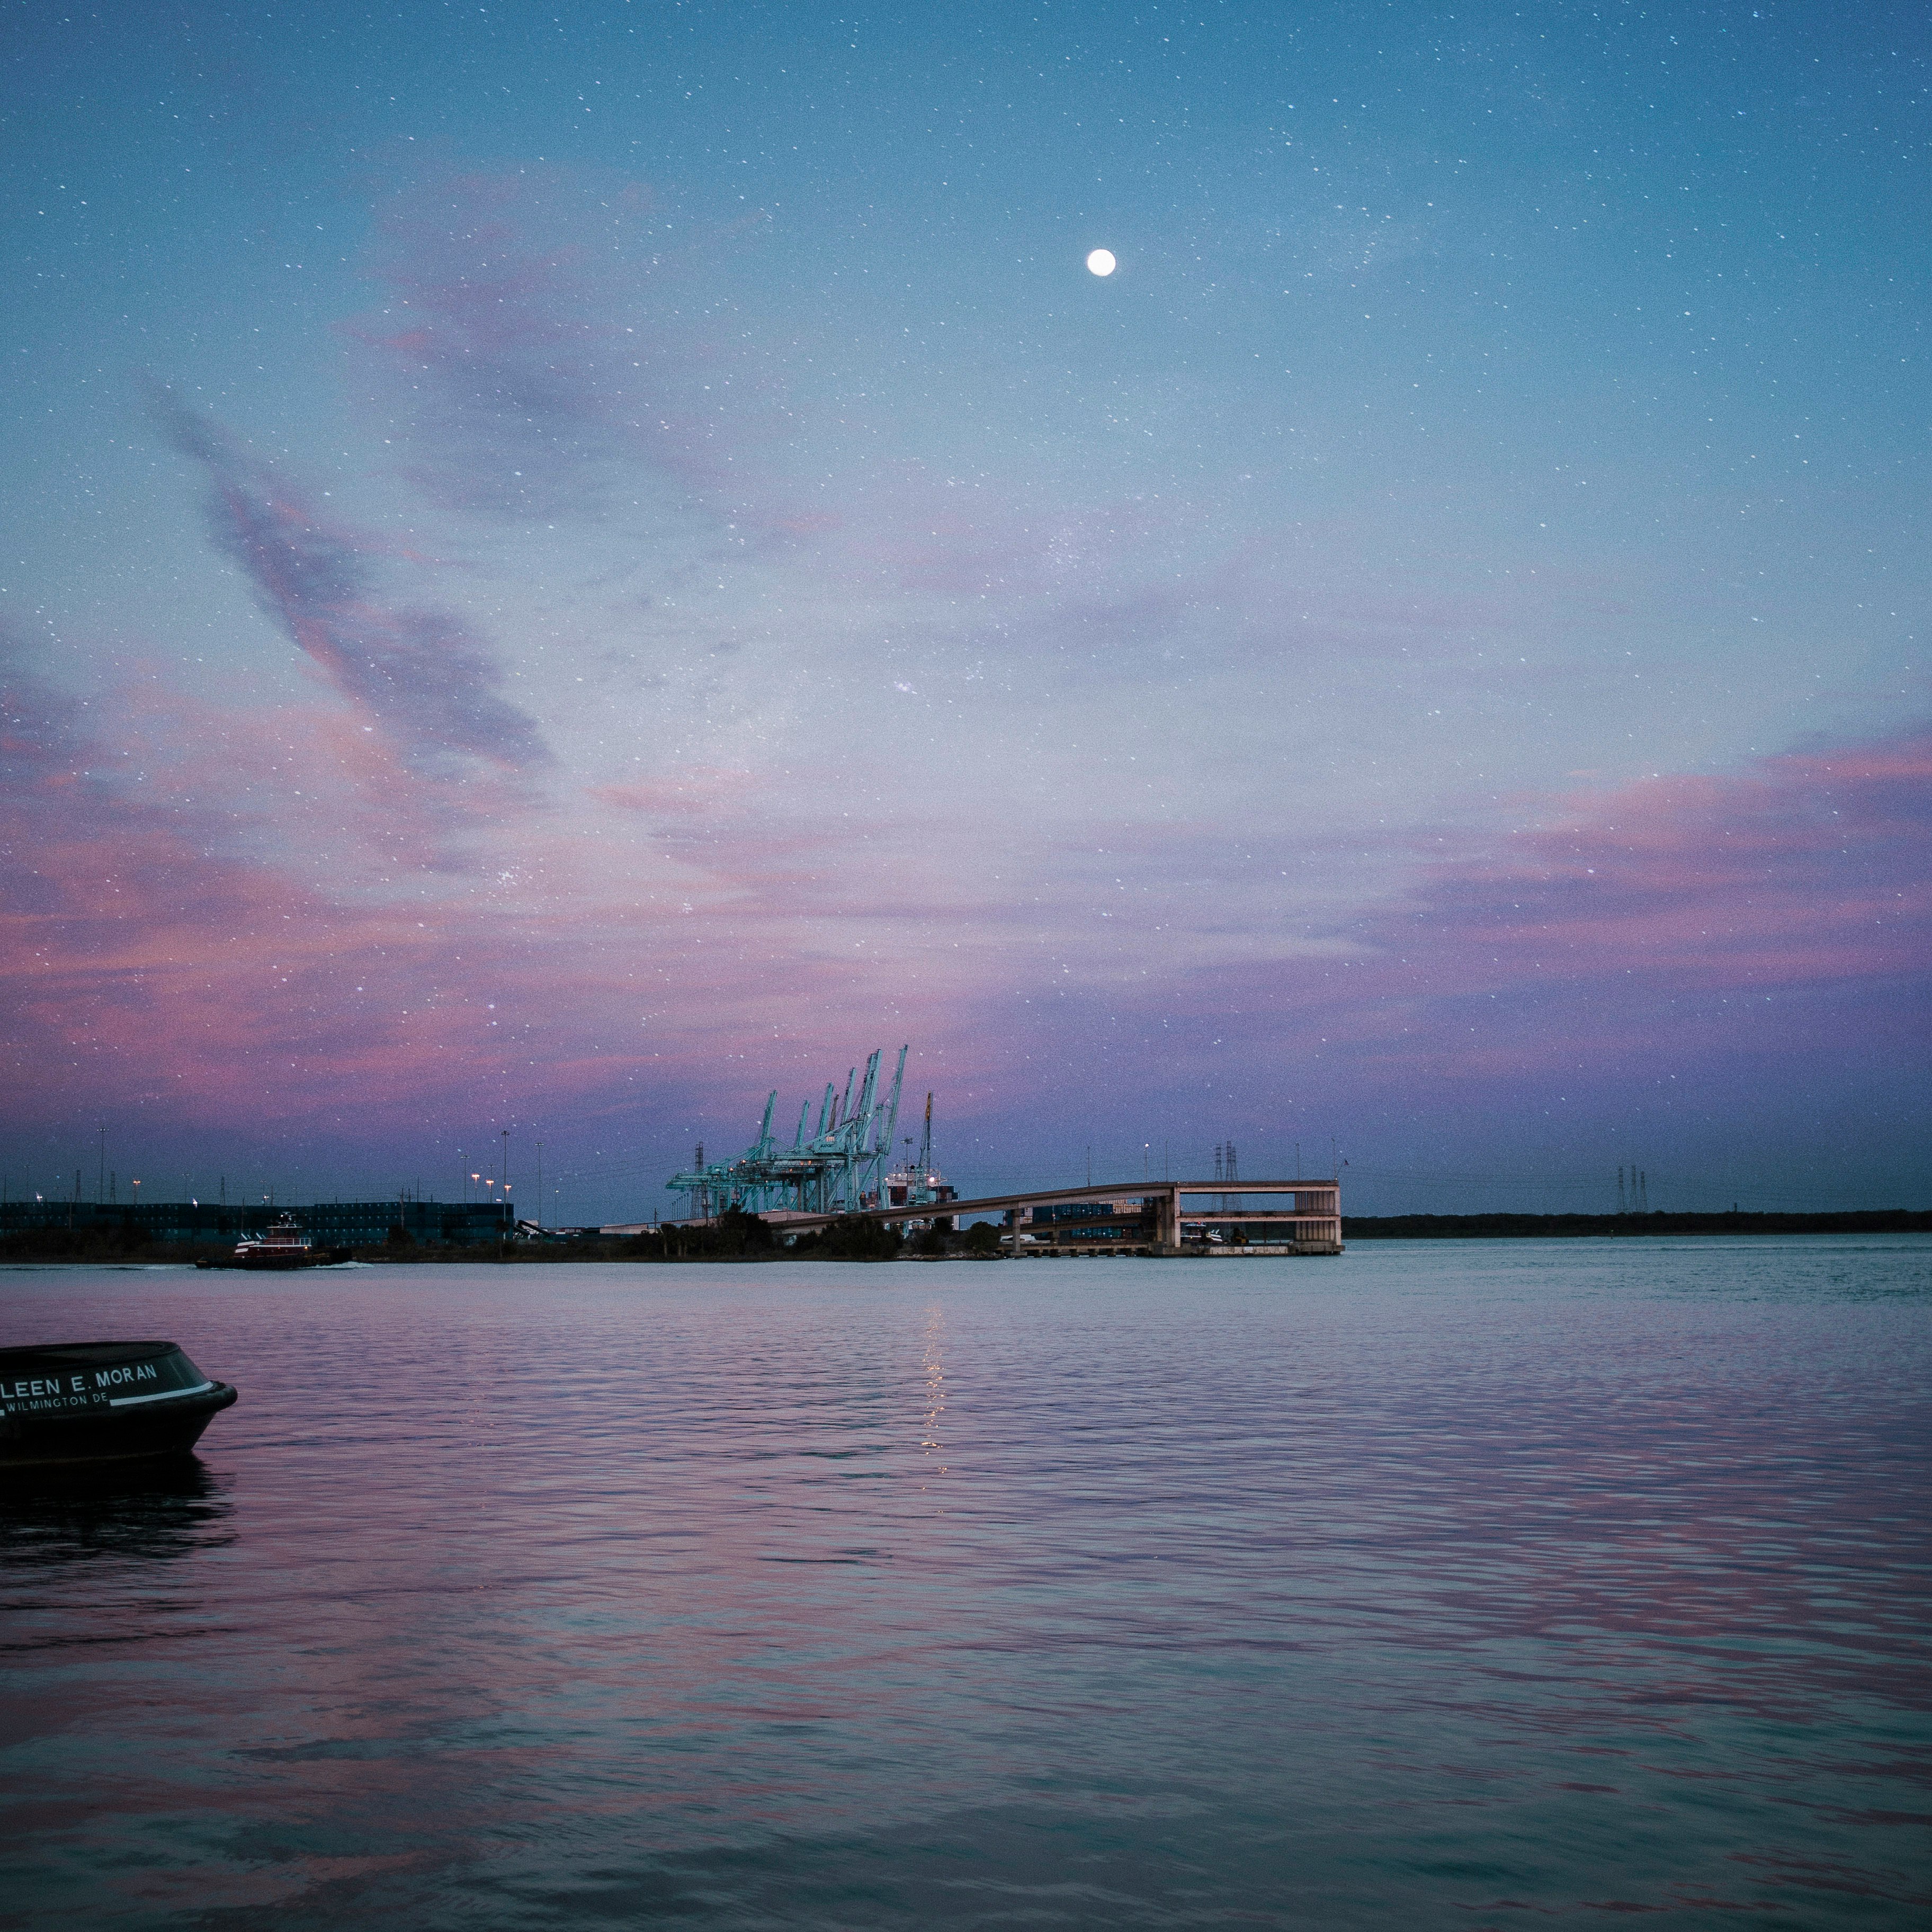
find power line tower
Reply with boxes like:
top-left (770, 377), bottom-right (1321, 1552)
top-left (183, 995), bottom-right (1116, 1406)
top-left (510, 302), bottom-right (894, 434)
top-left (1214, 1141), bottom-right (1238, 1217)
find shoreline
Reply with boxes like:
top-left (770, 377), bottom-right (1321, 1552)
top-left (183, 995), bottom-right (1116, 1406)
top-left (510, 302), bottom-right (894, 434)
top-left (2, 1210), bottom-right (1928, 1268)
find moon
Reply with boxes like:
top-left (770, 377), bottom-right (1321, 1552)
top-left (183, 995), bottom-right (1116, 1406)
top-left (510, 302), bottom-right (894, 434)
top-left (1086, 248), bottom-right (1117, 277)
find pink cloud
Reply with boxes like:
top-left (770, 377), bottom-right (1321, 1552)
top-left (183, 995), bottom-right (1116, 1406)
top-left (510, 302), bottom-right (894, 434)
top-left (1, 637), bottom-right (926, 1143)
top-left (902, 719), bottom-right (1932, 1130)
top-left (1379, 726), bottom-right (1932, 997)
top-left (10, 553), bottom-right (1925, 1200)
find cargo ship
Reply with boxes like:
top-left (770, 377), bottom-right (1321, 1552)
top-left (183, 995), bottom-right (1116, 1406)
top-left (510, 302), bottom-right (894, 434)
top-left (0, 1340), bottom-right (237, 1470)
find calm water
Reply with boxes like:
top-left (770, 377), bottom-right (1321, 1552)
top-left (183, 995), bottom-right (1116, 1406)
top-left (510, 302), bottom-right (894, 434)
top-left (2, 1240), bottom-right (1928, 1929)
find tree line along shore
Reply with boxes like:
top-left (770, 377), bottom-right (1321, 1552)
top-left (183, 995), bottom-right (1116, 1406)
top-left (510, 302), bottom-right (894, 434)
top-left (1341, 1210), bottom-right (1930, 1238)
top-left (2, 1206), bottom-right (1926, 1265)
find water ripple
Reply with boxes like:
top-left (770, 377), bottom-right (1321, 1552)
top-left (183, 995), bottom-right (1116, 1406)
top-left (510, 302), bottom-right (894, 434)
top-left (3, 1238), bottom-right (1928, 1927)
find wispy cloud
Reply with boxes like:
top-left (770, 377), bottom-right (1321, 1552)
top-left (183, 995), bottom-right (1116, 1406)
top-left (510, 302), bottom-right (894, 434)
top-left (1374, 723), bottom-right (1932, 999)
top-left (154, 392), bottom-right (550, 776)
top-left (347, 171), bottom-right (780, 522)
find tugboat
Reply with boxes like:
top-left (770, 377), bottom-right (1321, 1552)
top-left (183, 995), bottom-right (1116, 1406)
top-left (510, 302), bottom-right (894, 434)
top-left (198, 1213), bottom-right (350, 1270)
top-left (0, 1340), bottom-right (237, 1470)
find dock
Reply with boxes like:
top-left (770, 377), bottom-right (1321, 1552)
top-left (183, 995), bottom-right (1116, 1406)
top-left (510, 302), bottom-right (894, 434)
top-left (771, 1179), bottom-right (1344, 1256)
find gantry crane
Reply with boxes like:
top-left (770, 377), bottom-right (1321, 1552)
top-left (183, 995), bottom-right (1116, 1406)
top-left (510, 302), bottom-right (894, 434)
top-left (667, 1045), bottom-right (910, 1221)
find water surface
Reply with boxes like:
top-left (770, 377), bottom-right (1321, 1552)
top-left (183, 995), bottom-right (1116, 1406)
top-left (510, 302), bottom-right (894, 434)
top-left (3, 1239), bottom-right (1929, 1927)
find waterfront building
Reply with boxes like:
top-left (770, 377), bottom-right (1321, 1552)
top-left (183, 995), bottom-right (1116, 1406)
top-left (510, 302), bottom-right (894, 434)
top-left (0, 1198), bottom-right (515, 1247)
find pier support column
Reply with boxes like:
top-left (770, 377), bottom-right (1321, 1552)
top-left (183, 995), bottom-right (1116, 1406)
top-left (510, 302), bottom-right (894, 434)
top-left (1156, 1187), bottom-right (1183, 1255)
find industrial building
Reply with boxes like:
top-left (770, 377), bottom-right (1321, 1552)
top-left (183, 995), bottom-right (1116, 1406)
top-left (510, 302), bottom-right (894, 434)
top-left (0, 1198), bottom-right (515, 1248)
top-left (1000, 1181), bottom-right (1343, 1255)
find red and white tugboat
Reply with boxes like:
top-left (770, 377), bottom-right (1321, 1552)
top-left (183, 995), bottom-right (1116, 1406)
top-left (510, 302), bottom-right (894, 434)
top-left (200, 1214), bottom-right (347, 1271)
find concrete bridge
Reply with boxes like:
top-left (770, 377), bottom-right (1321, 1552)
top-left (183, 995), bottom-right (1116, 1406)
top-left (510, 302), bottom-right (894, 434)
top-left (761, 1179), bottom-right (1343, 1256)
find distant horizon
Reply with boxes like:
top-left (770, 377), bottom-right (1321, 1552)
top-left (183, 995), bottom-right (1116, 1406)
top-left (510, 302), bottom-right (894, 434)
top-left (3, 1141), bottom-right (1922, 1226)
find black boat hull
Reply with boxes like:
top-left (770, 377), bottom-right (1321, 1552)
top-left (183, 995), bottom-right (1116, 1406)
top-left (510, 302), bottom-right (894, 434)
top-left (196, 1250), bottom-right (353, 1270)
top-left (0, 1384), bottom-right (236, 1470)
top-left (1, 1342), bottom-right (238, 1471)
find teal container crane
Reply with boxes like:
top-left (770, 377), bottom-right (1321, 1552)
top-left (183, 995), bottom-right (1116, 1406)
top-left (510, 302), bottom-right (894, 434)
top-left (667, 1045), bottom-right (911, 1221)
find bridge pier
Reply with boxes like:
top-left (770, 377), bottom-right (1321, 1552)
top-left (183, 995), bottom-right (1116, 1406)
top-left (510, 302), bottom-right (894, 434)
top-left (1153, 1187), bottom-right (1183, 1254)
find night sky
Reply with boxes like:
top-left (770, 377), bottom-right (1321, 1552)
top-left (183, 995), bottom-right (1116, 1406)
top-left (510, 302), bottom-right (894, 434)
top-left (3, 2), bottom-right (1926, 1220)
